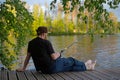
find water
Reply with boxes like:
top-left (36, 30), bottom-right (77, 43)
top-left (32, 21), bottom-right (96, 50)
top-left (23, 35), bottom-right (120, 70)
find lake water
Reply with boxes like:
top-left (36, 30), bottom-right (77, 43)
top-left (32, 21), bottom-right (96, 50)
top-left (23, 35), bottom-right (120, 70)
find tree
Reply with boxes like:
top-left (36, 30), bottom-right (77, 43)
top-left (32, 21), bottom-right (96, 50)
top-left (0, 0), bottom-right (33, 69)
top-left (108, 12), bottom-right (118, 33)
top-left (32, 4), bottom-right (46, 35)
top-left (50, 0), bottom-right (120, 35)
top-left (44, 3), bottom-right (53, 32)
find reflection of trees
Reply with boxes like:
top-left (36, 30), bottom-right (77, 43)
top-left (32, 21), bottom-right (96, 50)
top-left (48, 36), bottom-right (74, 52)
top-left (49, 35), bottom-right (119, 67)
top-left (74, 36), bottom-right (96, 61)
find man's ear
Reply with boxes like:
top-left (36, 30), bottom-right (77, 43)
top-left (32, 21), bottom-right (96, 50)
top-left (41, 33), bottom-right (45, 36)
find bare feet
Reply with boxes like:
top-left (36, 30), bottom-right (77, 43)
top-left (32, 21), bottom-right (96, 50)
top-left (85, 60), bottom-right (96, 70)
top-left (91, 60), bottom-right (96, 70)
top-left (85, 60), bottom-right (92, 70)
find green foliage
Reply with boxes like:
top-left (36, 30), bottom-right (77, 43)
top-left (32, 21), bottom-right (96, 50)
top-left (50, 0), bottom-right (120, 35)
top-left (0, 0), bottom-right (33, 69)
top-left (32, 1), bottom-right (119, 36)
top-left (32, 4), bottom-right (46, 35)
top-left (52, 18), bottom-right (65, 33)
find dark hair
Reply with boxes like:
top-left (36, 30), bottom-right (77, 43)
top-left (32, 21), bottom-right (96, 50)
top-left (36, 26), bottom-right (48, 35)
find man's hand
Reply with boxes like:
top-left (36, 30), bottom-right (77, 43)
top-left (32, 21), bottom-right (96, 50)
top-left (51, 52), bottom-right (60, 60)
top-left (16, 68), bottom-right (25, 72)
top-left (16, 53), bottom-right (31, 72)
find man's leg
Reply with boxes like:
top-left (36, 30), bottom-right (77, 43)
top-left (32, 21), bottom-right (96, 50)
top-left (69, 59), bottom-right (96, 71)
top-left (51, 57), bottom-right (96, 73)
top-left (67, 57), bottom-right (87, 71)
top-left (56, 57), bottom-right (86, 71)
top-left (51, 58), bottom-right (73, 73)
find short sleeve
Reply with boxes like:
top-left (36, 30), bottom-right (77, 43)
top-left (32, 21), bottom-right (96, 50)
top-left (46, 40), bottom-right (55, 54)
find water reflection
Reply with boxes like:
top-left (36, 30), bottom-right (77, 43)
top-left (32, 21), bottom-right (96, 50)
top-left (48, 35), bottom-right (120, 69)
top-left (19, 35), bottom-right (120, 70)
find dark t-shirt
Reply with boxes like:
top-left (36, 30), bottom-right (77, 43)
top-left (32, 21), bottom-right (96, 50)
top-left (27, 37), bottom-right (55, 71)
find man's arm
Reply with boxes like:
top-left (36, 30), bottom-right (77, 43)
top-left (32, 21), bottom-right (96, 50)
top-left (16, 53), bottom-right (31, 72)
top-left (51, 52), bottom-right (60, 60)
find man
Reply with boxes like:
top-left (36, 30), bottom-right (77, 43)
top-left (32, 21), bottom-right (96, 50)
top-left (17, 26), bottom-right (96, 74)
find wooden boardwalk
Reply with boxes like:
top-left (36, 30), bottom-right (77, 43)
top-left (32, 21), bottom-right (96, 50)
top-left (0, 68), bottom-right (120, 80)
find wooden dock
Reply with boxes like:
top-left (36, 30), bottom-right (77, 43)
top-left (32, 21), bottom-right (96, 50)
top-left (0, 68), bottom-right (120, 80)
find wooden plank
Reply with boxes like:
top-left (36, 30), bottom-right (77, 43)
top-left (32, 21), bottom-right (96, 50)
top-left (71, 72), bottom-right (91, 80)
top-left (85, 70), bottom-right (110, 80)
top-left (8, 71), bottom-right (17, 80)
top-left (1, 68), bottom-right (120, 80)
top-left (31, 71), bottom-right (64, 80)
top-left (0, 70), bottom-right (8, 80)
top-left (96, 69), bottom-right (113, 77)
top-left (90, 70), bottom-right (110, 80)
top-left (107, 68), bottom-right (120, 74)
top-left (64, 72), bottom-right (83, 80)
top-left (80, 71), bottom-right (100, 80)
top-left (0, 70), bottom-right (2, 80)
top-left (101, 69), bottom-right (120, 79)
top-left (50, 73), bottom-right (65, 80)
top-left (42, 74), bottom-right (56, 80)
top-left (17, 71), bottom-right (27, 80)
top-left (24, 70), bottom-right (36, 80)
top-left (57, 72), bottom-right (73, 80)
top-left (105, 69), bottom-right (120, 78)
top-left (31, 70), bottom-right (46, 80)
top-left (96, 70), bottom-right (119, 80)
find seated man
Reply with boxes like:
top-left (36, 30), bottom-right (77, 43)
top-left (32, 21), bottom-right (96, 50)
top-left (16, 26), bottom-right (96, 74)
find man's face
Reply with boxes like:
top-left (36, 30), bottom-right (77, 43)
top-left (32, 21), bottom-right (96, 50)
top-left (44, 33), bottom-right (48, 39)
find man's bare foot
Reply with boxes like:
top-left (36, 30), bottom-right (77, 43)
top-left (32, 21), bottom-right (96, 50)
top-left (85, 60), bottom-right (92, 70)
top-left (91, 60), bottom-right (96, 70)
top-left (85, 60), bottom-right (96, 70)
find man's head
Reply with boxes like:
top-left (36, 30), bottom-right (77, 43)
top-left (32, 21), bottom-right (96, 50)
top-left (36, 26), bottom-right (48, 39)
top-left (36, 26), bottom-right (48, 35)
